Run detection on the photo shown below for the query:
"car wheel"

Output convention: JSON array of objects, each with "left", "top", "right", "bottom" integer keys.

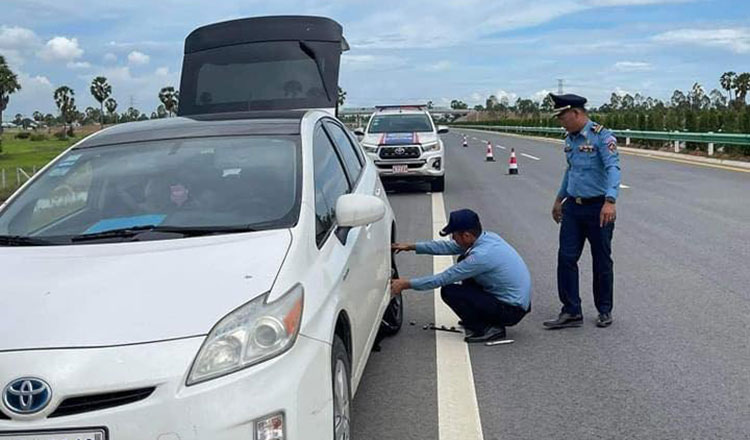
[
  {"left": 379, "top": 265, "right": 403, "bottom": 336},
  {"left": 431, "top": 176, "right": 445, "bottom": 192},
  {"left": 332, "top": 335, "right": 352, "bottom": 440}
]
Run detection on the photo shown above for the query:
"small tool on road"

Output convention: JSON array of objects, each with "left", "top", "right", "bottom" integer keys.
[
  {"left": 485, "top": 339, "right": 515, "bottom": 346},
  {"left": 427, "top": 324, "right": 463, "bottom": 334}
]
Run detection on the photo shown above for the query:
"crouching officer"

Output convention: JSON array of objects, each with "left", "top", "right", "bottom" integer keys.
[
  {"left": 544, "top": 93, "right": 621, "bottom": 329},
  {"left": 391, "top": 209, "right": 531, "bottom": 343}
]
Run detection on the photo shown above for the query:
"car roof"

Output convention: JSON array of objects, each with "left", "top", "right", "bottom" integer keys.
[
  {"left": 372, "top": 108, "right": 430, "bottom": 116},
  {"left": 73, "top": 111, "right": 307, "bottom": 149}
]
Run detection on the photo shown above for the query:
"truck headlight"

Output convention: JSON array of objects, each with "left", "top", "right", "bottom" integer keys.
[
  {"left": 187, "top": 284, "right": 304, "bottom": 385},
  {"left": 361, "top": 143, "right": 378, "bottom": 153},
  {"left": 422, "top": 142, "right": 440, "bottom": 151}
]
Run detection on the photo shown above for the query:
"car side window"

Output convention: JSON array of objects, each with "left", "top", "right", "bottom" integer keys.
[
  {"left": 313, "top": 124, "right": 351, "bottom": 247},
  {"left": 324, "top": 121, "right": 363, "bottom": 183}
]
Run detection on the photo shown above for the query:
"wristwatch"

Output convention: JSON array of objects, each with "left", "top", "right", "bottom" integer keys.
[{"left": 605, "top": 197, "right": 616, "bottom": 204}]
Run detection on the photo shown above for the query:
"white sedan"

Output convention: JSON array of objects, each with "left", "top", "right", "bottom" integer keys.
[{"left": 0, "top": 106, "right": 402, "bottom": 439}]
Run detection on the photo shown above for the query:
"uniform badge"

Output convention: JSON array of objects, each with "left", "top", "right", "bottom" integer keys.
[
  {"left": 605, "top": 135, "right": 617, "bottom": 153},
  {"left": 579, "top": 145, "right": 593, "bottom": 153}
]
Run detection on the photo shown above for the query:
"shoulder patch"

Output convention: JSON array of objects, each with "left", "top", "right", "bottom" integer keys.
[
  {"left": 605, "top": 135, "right": 618, "bottom": 152},
  {"left": 592, "top": 124, "right": 604, "bottom": 134}
]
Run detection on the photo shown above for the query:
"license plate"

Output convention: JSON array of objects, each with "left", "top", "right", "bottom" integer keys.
[
  {"left": 392, "top": 165, "right": 409, "bottom": 173},
  {"left": 0, "top": 428, "right": 106, "bottom": 440}
]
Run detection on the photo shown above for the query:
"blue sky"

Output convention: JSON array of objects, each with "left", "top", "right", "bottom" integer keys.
[{"left": 1, "top": 0, "right": 749, "bottom": 117}]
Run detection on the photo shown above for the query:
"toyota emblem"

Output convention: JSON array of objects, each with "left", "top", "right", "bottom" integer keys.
[{"left": 3, "top": 378, "right": 52, "bottom": 414}]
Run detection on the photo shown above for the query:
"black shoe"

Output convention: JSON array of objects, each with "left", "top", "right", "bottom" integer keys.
[
  {"left": 543, "top": 312, "right": 583, "bottom": 329},
  {"left": 457, "top": 320, "right": 465, "bottom": 327},
  {"left": 596, "top": 313, "right": 613, "bottom": 327},
  {"left": 464, "top": 326, "right": 506, "bottom": 343}
]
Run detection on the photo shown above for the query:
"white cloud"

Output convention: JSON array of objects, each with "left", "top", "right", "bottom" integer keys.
[
  {"left": 341, "top": 54, "right": 408, "bottom": 71},
  {"left": 67, "top": 61, "right": 92, "bottom": 69},
  {"left": 613, "top": 86, "right": 633, "bottom": 97},
  {"left": 428, "top": 60, "right": 452, "bottom": 71},
  {"left": 127, "top": 51, "right": 150, "bottom": 65},
  {"left": 103, "top": 53, "right": 118, "bottom": 63},
  {"left": 4, "top": 72, "right": 56, "bottom": 116},
  {"left": 494, "top": 89, "right": 518, "bottom": 103},
  {"left": 0, "top": 26, "right": 41, "bottom": 67},
  {"left": 38, "top": 36, "right": 84, "bottom": 62},
  {"left": 613, "top": 61, "right": 653, "bottom": 71},
  {"left": 653, "top": 28, "right": 750, "bottom": 53},
  {"left": 155, "top": 67, "right": 170, "bottom": 76},
  {"left": 532, "top": 89, "right": 553, "bottom": 102}
]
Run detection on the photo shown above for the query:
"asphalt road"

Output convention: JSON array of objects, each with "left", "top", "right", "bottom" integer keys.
[{"left": 352, "top": 129, "right": 750, "bottom": 440}]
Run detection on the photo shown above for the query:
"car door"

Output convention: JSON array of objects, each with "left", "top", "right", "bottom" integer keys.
[
  {"left": 323, "top": 120, "right": 389, "bottom": 374},
  {"left": 312, "top": 122, "right": 373, "bottom": 376}
]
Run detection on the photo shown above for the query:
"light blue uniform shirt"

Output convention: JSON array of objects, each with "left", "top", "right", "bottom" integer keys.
[
  {"left": 558, "top": 120, "right": 621, "bottom": 200},
  {"left": 410, "top": 231, "right": 531, "bottom": 310}
]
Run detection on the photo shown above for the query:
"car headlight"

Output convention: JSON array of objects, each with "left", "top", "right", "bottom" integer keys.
[
  {"left": 422, "top": 142, "right": 441, "bottom": 151},
  {"left": 187, "top": 284, "right": 304, "bottom": 385},
  {"left": 361, "top": 143, "right": 378, "bottom": 153}
]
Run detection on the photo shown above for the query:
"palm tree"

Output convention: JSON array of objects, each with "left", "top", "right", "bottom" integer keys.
[
  {"left": 719, "top": 71, "right": 736, "bottom": 102},
  {"left": 90, "top": 76, "right": 112, "bottom": 128},
  {"left": 104, "top": 97, "right": 118, "bottom": 123},
  {"left": 734, "top": 72, "right": 750, "bottom": 106},
  {"left": 0, "top": 55, "right": 22, "bottom": 136},
  {"left": 54, "top": 86, "right": 76, "bottom": 135},
  {"left": 158, "top": 86, "right": 179, "bottom": 117}
]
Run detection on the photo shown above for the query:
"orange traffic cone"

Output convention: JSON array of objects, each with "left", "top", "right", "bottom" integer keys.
[
  {"left": 508, "top": 148, "right": 519, "bottom": 174},
  {"left": 462, "top": 135, "right": 468, "bottom": 148},
  {"left": 485, "top": 141, "right": 495, "bottom": 161}
]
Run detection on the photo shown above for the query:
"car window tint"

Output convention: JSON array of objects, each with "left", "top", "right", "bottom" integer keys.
[
  {"left": 313, "top": 125, "right": 350, "bottom": 246},
  {"left": 324, "top": 121, "right": 363, "bottom": 183}
]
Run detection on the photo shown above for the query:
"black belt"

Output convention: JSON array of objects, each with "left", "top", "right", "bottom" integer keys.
[{"left": 571, "top": 196, "right": 605, "bottom": 205}]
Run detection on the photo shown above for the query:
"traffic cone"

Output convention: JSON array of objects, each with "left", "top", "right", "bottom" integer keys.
[
  {"left": 508, "top": 148, "right": 519, "bottom": 174},
  {"left": 485, "top": 141, "right": 495, "bottom": 161},
  {"left": 462, "top": 135, "right": 468, "bottom": 148}
]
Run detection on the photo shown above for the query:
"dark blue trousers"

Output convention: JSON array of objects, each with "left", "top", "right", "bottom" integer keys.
[
  {"left": 557, "top": 199, "right": 615, "bottom": 315},
  {"left": 440, "top": 280, "right": 528, "bottom": 333}
]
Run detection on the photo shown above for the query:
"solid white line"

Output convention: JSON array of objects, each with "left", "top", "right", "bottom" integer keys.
[
  {"left": 521, "top": 153, "right": 540, "bottom": 161},
  {"left": 431, "top": 193, "right": 484, "bottom": 440},
  {"left": 619, "top": 184, "right": 630, "bottom": 189}
]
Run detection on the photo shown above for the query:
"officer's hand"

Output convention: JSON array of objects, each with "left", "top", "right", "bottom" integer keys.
[
  {"left": 552, "top": 200, "right": 564, "bottom": 224},
  {"left": 391, "top": 243, "right": 415, "bottom": 254},
  {"left": 390, "top": 278, "right": 410, "bottom": 296},
  {"left": 600, "top": 202, "right": 616, "bottom": 227}
]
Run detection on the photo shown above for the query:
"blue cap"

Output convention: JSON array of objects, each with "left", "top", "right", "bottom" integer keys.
[
  {"left": 439, "top": 209, "right": 481, "bottom": 236},
  {"left": 550, "top": 93, "right": 587, "bottom": 115}
]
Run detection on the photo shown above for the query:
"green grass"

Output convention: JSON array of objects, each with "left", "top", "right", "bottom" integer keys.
[{"left": 0, "top": 130, "right": 91, "bottom": 201}]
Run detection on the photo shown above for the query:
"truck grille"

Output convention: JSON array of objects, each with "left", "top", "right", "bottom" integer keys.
[{"left": 379, "top": 146, "right": 421, "bottom": 159}]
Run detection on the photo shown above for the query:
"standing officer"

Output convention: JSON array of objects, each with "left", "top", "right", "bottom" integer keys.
[
  {"left": 391, "top": 209, "right": 531, "bottom": 343},
  {"left": 543, "top": 93, "right": 621, "bottom": 329}
]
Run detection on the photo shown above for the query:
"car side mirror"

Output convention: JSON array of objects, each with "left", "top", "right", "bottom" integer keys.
[
  {"left": 437, "top": 125, "right": 449, "bottom": 134},
  {"left": 353, "top": 128, "right": 365, "bottom": 136},
  {"left": 336, "top": 194, "right": 385, "bottom": 228}
]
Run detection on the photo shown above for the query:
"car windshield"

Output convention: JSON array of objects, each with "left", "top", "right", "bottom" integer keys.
[
  {"left": 367, "top": 114, "right": 434, "bottom": 133},
  {"left": 0, "top": 135, "right": 301, "bottom": 243}
]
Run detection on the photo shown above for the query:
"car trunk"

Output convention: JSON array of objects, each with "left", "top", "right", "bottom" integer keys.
[{"left": 178, "top": 16, "right": 349, "bottom": 117}]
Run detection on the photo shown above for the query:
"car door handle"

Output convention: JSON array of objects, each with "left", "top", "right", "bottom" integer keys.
[{"left": 343, "top": 267, "right": 350, "bottom": 281}]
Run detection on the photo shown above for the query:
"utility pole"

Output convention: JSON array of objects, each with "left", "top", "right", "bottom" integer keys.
[{"left": 557, "top": 79, "right": 564, "bottom": 94}]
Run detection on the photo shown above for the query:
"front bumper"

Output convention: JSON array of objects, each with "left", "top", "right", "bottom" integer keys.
[
  {"left": 0, "top": 335, "right": 332, "bottom": 439},
  {"left": 367, "top": 150, "right": 445, "bottom": 178}
]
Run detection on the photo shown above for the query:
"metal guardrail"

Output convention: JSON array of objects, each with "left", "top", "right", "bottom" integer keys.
[{"left": 452, "top": 125, "right": 750, "bottom": 155}]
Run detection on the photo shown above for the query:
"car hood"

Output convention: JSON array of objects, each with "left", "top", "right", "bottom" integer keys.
[
  {"left": 362, "top": 131, "right": 438, "bottom": 146},
  {"left": 0, "top": 230, "right": 291, "bottom": 351}
]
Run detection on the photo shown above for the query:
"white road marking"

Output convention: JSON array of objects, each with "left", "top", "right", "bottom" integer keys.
[
  {"left": 431, "top": 193, "right": 485, "bottom": 440},
  {"left": 619, "top": 184, "right": 630, "bottom": 189},
  {"left": 495, "top": 145, "right": 507, "bottom": 150},
  {"left": 521, "top": 153, "right": 540, "bottom": 161}
]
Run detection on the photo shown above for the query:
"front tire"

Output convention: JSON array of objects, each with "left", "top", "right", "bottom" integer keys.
[
  {"left": 431, "top": 176, "right": 445, "bottom": 192},
  {"left": 332, "top": 336, "right": 352, "bottom": 440}
]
